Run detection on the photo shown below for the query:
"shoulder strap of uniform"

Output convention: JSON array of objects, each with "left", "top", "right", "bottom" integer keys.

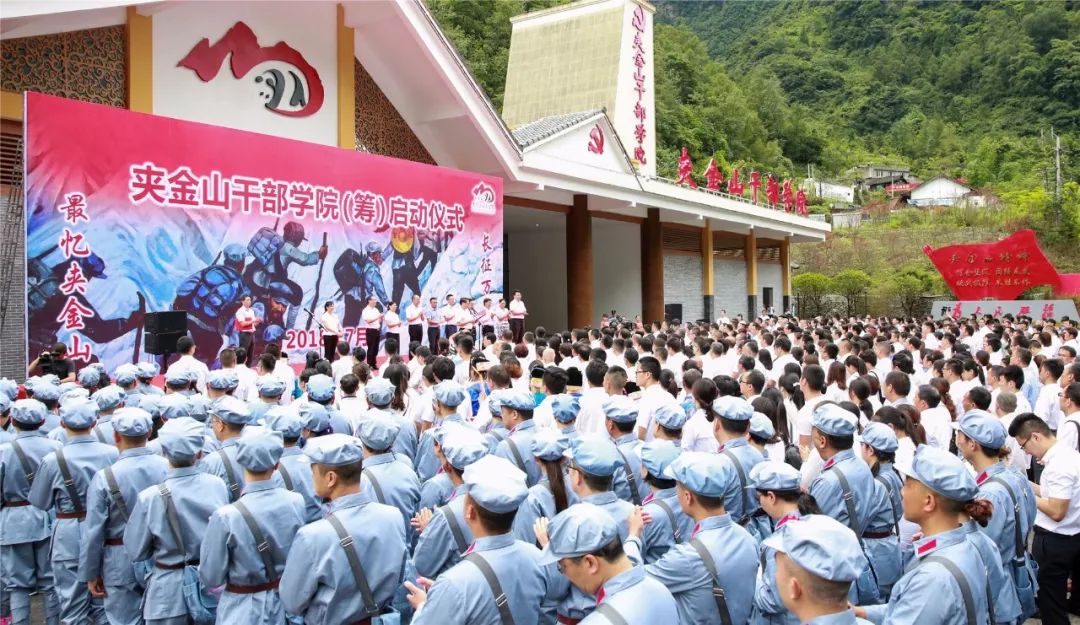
[
  {"left": 504, "top": 438, "right": 527, "bottom": 473},
  {"left": 158, "top": 484, "right": 187, "bottom": 563},
  {"left": 325, "top": 513, "right": 379, "bottom": 616},
  {"left": 873, "top": 474, "right": 901, "bottom": 539},
  {"left": 594, "top": 602, "right": 631, "bottom": 625},
  {"left": 689, "top": 537, "right": 734, "bottom": 625},
  {"left": 614, "top": 447, "right": 642, "bottom": 506},
  {"left": 103, "top": 467, "right": 129, "bottom": 521},
  {"left": 487, "top": 429, "right": 506, "bottom": 443},
  {"left": 440, "top": 504, "right": 468, "bottom": 554},
  {"left": 234, "top": 500, "right": 279, "bottom": 583},
  {"left": 985, "top": 475, "right": 1025, "bottom": 562},
  {"left": 922, "top": 555, "right": 979, "bottom": 625},
  {"left": 276, "top": 463, "right": 294, "bottom": 492},
  {"left": 94, "top": 426, "right": 107, "bottom": 444},
  {"left": 54, "top": 449, "right": 84, "bottom": 513},
  {"left": 217, "top": 449, "right": 241, "bottom": 502},
  {"left": 720, "top": 449, "right": 750, "bottom": 522},
  {"left": 362, "top": 469, "right": 385, "bottom": 504},
  {"left": 830, "top": 465, "right": 861, "bottom": 536},
  {"left": 465, "top": 552, "right": 515, "bottom": 625},
  {"left": 1072, "top": 420, "right": 1080, "bottom": 451},
  {"left": 651, "top": 497, "right": 681, "bottom": 542},
  {"left": 9, "top": 440, "right": 36, "bottom": 487}
]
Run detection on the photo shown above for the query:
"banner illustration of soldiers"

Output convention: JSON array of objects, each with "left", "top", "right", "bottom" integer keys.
[{"left": 24, "top": 93, "right": 503, "bottom": 369}]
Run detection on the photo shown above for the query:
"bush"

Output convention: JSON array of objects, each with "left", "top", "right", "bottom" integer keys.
[
  {"left": 831, "top": 269, "right": 872, "bottom": 316},
  {"left": 792, "top": 273, "right": 833, "bottom": 317}
]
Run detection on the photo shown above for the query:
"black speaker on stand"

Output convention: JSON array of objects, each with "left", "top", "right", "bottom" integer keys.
[{"left": 144, "top": 311, "right": 188, "bottom": 369}]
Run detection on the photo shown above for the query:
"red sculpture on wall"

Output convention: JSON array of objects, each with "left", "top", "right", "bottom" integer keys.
[
  {"left": 703, "top": 159, "right": 724, "bottom": 191},
  {"left": 795, "top": 189, "right": 808, "bottom": 216},
  {"left": 749, "top": 171, "right": 762, "bottom": 204},
  {"left": 765, "top": 174, "right": 780, "bottom": 207},
  {"left": 727, "top": 168, "right": 743, "bottom": 195},
  {"left": 781, "top": 179, "right": 794, "bottom": 213},
  {"left": 675, "top": 147, "right": 698, "bottom": 188}
]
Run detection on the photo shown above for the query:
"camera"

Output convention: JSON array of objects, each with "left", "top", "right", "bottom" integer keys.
[{"left": 37, "top": 350, "right": 66, "bottom": 377}]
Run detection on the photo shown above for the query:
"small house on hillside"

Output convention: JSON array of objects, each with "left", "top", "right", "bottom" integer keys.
[{"left": 908, "top": 177, "right": 972, "bottom": 207}]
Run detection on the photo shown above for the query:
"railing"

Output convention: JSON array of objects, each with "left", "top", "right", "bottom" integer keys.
[{"left": 642, "top": 175, "right": 815, "bottom": 219}]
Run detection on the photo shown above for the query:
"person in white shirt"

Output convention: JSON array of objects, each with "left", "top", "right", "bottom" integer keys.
[
  {"left": 478, "top": 297, "right": 495, "bottom": 338},
  {"left": 494, "top": 298, "right": 511, "bottom": 337},
  {"left": 383, "top": 301, "right": 405, "bottom": 356},
  {"left": 531, "top": 366, "right": 568, "bottom": 431},
  {"left": 994, "top": 391, "right": 1031, "bottom": 473},
  {"left": 455, "top": 297, "right": 475, "bottom": 337},
  {"left": 234, "top": 295, "right": 260, "bottom": 357},
  {"left": 797, "top": 364, "right": 828, "bottom": 489},
  {"left": 405, "top": 293, "right": 424, "bottom": 347},
  {"left": 360, "top": 295, "right": 383, "bottom": 368},
  {"left": 769, "top": 336, "right": 798, "bottom": 387},
  {"left": 1007, "top": 414, "right": 1080, "bottom": 625},
  {"left": 1035, "top": 359, "right": 1065, "bottom": 431},
  {"left": 508, "top": 290, "right": 527, "bottom": 343},
  {"left": 1058, "top": 382, "right": 1080, "bottom": 453},
  {"left": 577, "top": 360, "right": 614, "bottom": 435},
  {"left": 171, "top": 335, "right": 209, "bottom": 394},
  {"left": 335, "top": 371, "right": 368, "bottom": 429},
  {"left": 942, "top": 359, "right": 973, "bottom": 409},
  {"left": 634, "top": 356, "right": 670, "bottom": 441},
  {"left": 320, "top": 300, "right": 342, "bottom": 362},
  {"left": 441, "top": 294, "right": 459, "bottom": 338},
  {"left": 330, "top": 342, "right": 356, "bottom": 384},
  {"left": 913, "top": 383, "right": 952, "bottom": 451},
  {"left": 218, "top": 347, "right": 253, "bottom": 403}
]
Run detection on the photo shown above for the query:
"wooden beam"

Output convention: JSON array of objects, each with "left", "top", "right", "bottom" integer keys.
[
  {"left": 337, "top": 4, "right": 356, "bottom": 149},
  {"left": 591, "top": 210, "right": 643, "bottom": 225},
  {"left": 641, "top": 207, "right": 664, "bottom": 322},
  {"left": 125, "top": 7, "right": 153, "bottom": 113},
  {"left": 567, "top": 194, "right": 593, "bottom": 328},
  {"left": 702, "top": 219, "right": 714, "bottom": 296},
  {"left": 0, "top": 91, "right": 23, "bottom": 121},
  {"left": 505, "top": 196, "right": 571, "bottom": 214},
  {"left": 745, "top": 231, "right": 758, "bottom": 318}
]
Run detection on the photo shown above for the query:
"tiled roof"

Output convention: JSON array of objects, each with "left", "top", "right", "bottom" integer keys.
[{"left": 511, "top": 109, "right": 602, "bottom": 147}]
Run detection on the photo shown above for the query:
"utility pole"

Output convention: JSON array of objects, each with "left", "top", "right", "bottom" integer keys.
[{"left": 1054, "top": 131, "right": 1062, "bottom": 204}]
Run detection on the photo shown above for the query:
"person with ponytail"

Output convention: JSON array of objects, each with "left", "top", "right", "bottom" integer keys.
[
  {"left": 511, "top": 429, "right": 576, "bottom": 544},
  {"left": 855, "top": 445, "right": 998, "bottom": 625},
  {"left": 682, "top": 378, "right": 720, "bottom": 452},
  {"left": 857, "top": 423, "right": 905, "bottom": 599},
  {"left": 896, "top": 403, "right": 928, "bottom": 446},
  {"left": 872, "top": 406, "right": 918, "bottom": 471},
  {"left": 749, "top": 461, "right": 821, "bottom": 625},
  {"left": 778, "top": 374, "right": 803, "bottom": 447},
  {"left": 955, "top": 411, "right": 1037, "bottom": 621},
  {"left": 930, "top": 376, "right": 958, "bottom": 422}
]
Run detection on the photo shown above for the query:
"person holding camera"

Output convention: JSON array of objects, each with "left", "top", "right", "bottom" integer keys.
[{"left": 26, "top": 342, "right": 76, "bottom": 382}]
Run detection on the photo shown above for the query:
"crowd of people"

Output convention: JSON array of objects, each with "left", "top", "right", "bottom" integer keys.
[{"left": 2, "top": 306, "right": 1080, "bottom": 625}]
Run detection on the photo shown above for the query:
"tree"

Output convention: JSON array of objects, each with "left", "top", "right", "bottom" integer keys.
[
  {"left": 890, "top": 275, "right": 927, "bottom": 319},
  {"left": 792, "top": 273, "right": 832, "bottom": 318},
  {"left": 831, "top": 269, "right": 871, "bottom": 317}
]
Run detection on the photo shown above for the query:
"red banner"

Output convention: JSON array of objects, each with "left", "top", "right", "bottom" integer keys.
[{"left": 924, "top": 230, "right": 1080, "bottom": 300}]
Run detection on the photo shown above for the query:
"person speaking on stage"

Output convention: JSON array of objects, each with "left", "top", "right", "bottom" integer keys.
[{"left": 321, "top": 301, "right": 342, "bottom": 362}]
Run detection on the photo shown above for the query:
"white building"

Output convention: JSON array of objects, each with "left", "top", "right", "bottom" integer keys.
[{"left": 908, "top": 177, "right": 973, "bottom": 207}]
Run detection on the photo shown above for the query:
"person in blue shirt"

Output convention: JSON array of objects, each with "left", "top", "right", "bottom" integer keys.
[
  {"left": 89, "top": 384, "right": 124, "bottom": 446},
  {"left": 200, "top": 427, "right": 307, "bottom": 624},
  {"left": 27, "top": 382, "right": 62, "bottom": 434},
  {"left": 407, "top": 455, "right": 549, "bottom": 625},
  {"left": 136, "top": 362, "right": 163, "bottom": 396},
  {"left": 603, "top": 396, "right": 645, "bottom": 505},
  {"left": 511, "top": 429, "right": 576, "bottom": 544},
  {"left": 551, "top": 393, "right": 581, "bottom": 441},
  {"left": 855, "top": 445, "right": 997, "bottom": 625},
  {"left": 368, "top": 377, "right": 419, "bottom": 462},
  {"left": 358, "top": 414, "right": 421, "bottom": 537},
  {"left": 651, "top": 402, "right": 689, "bottom": 446},
  {"left": 955, "top": 410, "right": 1035, "bottom": 623},
  {"left": 415, "top": 381, "right": 468, "bottom": 481},
  {"left": 851, "top": 422, "right": 904, "bottom": 600},
  {"left": 537, "top": 503, "right": 678, "bottom": 625},
  {"left": 625, "top": 451, "right": 758, "bottom": 625},
  {"left": 280, "top": 434, "right": 408, "bottom": 624},
  {"left": 79, "top": 407, "right": 169, "bottom": 625},
  {"left": 199, "top": 395, "right": 251, "bottom": 502},
  {"left": 416, "top": 425, "right": 458, "bottom": 511},
  {"left": 124, "top": 417, "right": 230, "bottom": 625},
  {"left": 751, "top": 461, "right": 823, "bottom": 625},
  {"left": 0, "top": 393, "right": 12, "bottom": 445},
  {"left": 249, "top": 375, "right": 286, "bottom": 425},
  {"left": 1, "top": 399, "right": 62, "bottom": 625},
  {"left": 481, "top": 390, "right": 510, "bottom": 452},
  {"left": 412, "top": 425, "right": 490, "bottom": 580},
  {"left": 306, "top": 374, "right": 351, "bottom": 435},
  {"left": 712, "top": 396, "right": 765, "bottom": 523},
  {"left": 635, "top": 440, "right": 690, "bottom": 561},
  {"left": 766, "top": 515, "right": 874, "bottom": 625},
  {"left": 113, "top": 364, "right": 141, "bottom": 407},
  {"left": 263, "top": 406, "right": 323, "bottom": 522},
  {"left": 560, "top": 434, "right": 635, "bottom": 540},
  {"left": 494, "top": 390, "right": 541, "bottom": 486},
  {"left": 807, "top": 402, "right": 881, "bottom": 605},
  {"left": 30, "top": 398, "right": 118, "bottom": 625}
]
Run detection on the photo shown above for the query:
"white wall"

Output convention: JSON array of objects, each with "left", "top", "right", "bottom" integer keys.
[
  {"left": 714, "top": 259, "right": 748, "bottom": 319},
  {"left": 152, "top": 1, "right": 338, "bottom": 146},
  {"left": 508, "top": 227, "right": 568, "bottom": 332},
  {"left": 663, "top": 254, "right": 702, "bottom": 321},
  {"left": 759, "top": 261, "right": 783, "bottom": 312},
  {"left": 592, "top": 218, "right": 641, "bottom": 324},
  {"left": 910, "top": 178, "right": 970, "bottom": 207}
]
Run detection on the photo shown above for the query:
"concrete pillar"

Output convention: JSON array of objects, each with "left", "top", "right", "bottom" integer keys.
[
  {"left": 780, "top": 236, "right": 792, "bottom": 314},
  {"left": 745, "top": 230, "right": 758, "bottom": 319},
  {"left": 641, "top": 207, "right": 664, "bottom": 322},
  {"left": 567, "top": 194, "right": 593, "bottom": 328},
  {"left": 702, "top": 221, "right": 714, "bottom": 322}
]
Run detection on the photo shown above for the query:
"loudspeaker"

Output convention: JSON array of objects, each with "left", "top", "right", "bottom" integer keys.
[
  {"left": 144, "top": 331, "right": 185, "bottom": 355},
  {"left": 145, "top": 311, "right": 188, "bottom": 334},
  {"left": 664, "top": 303, "right": 683, "bottom": 323}
]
